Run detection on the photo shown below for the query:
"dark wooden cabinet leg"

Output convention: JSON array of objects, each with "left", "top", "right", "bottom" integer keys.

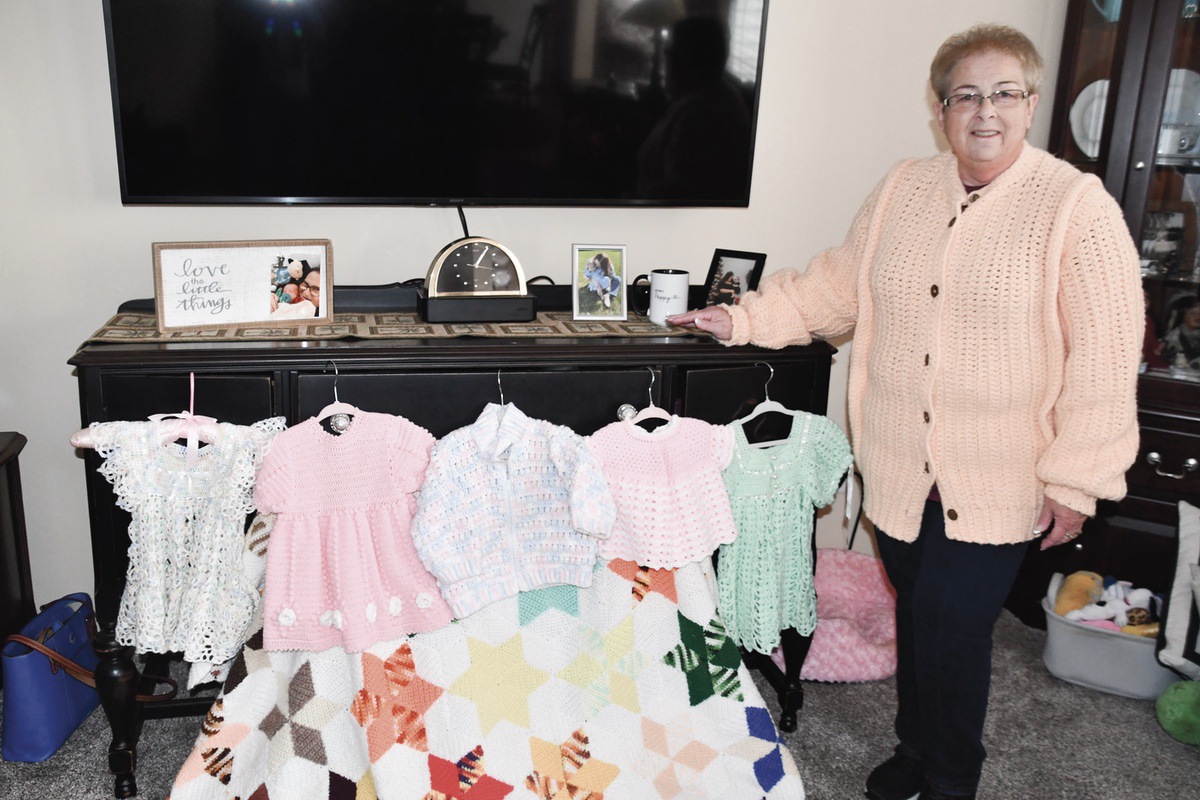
[
  {"left": 94, "top": 625, "right": 143, "bottom": 799},
  {"left": 775, "top": 627, "right": 813, "bottom": 733}
]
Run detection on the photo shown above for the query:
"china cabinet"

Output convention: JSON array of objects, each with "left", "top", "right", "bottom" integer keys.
[{"left": 1007, "top": 0, "right": 1200, "bottom": 626}]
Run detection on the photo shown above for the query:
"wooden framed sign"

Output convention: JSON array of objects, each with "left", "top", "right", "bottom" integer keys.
[{"left": 152, "top": 239, "right": 333, "bottom": 332}]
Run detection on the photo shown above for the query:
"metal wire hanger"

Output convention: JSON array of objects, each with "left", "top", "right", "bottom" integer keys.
[{"left": 317, "top": 360, "right": 357, "bottom": 433}]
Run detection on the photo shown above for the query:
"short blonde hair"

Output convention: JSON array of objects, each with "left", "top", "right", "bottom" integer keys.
[{"left": 930, "top": 24, "right": 1044, "bottom": 100}]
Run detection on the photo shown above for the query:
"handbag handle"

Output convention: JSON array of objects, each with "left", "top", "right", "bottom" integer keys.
[{"left": 4, "top": 634, "right": 178, "bottom": 703}]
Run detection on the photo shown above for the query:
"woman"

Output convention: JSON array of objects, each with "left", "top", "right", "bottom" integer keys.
[
  {"left": 584, "top": 252, "right": 621, "bottom": 309},
  {"left": 670, "top": 24, "right": 1142, "bottom": 800}
]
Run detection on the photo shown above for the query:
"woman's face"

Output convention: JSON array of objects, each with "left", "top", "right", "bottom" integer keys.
[
  {"left": 299, "top": 271, "right": 321, "bottom": 306},
  {"left": 1185, "top": 305, "right": 1200, "bottom": 330},
  {"left": 935, "top": 50, "right": 1037, "bottom": 186}
]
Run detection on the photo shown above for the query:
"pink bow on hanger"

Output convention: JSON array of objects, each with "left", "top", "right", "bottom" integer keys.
[{"left": 150, "top": 373, "right": 218, "bottom": 467}]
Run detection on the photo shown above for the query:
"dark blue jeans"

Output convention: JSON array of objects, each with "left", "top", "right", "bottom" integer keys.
[{"left": 875, "top": 500, "right": 1030, "bottom": 796}]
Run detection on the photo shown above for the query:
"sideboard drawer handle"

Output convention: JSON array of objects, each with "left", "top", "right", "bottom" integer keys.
[{"left": 1147, "top": 452, "right": 1199, "bottom": 480}]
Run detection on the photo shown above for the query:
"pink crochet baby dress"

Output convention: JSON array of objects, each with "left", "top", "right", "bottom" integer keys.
[
  {"left": 253, "top": 411, "right": 453, "bottom": 652},
  {"left": 588, "top": 415, "right": 736, "bottom": 568}
]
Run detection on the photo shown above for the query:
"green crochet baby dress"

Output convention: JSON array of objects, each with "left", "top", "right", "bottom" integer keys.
[{"left": 717, "top": 412, "right": 852, "bottom": 653}]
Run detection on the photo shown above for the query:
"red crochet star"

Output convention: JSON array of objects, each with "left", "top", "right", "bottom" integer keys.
[
  {"left": 352, "top": 643, "right": 444, "bottom": 762},
  {"left": 425, "top": 745, "right": 513, "bottom": 800},
  {"left": 607, "top": 559, "right": 678, "bottom": 604}
]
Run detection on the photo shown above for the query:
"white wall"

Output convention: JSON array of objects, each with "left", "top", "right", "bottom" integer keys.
[{"left": 0, "top": 1, "right": 1067, "bottom": 602}]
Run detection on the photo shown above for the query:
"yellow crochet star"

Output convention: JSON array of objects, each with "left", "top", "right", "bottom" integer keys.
[
  {"left": 560, "top": 614, "right": 642, "bottom": 715},
  {"left": 450, "top": 633, "right": 549, "bottom": 734},
  {"left": 525, "top": 729, "right": 619, "bottom": 800}
]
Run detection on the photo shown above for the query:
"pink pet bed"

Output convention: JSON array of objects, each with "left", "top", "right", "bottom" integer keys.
[{"left": 771, "top": 548, "right": 898, "bottom": 682}]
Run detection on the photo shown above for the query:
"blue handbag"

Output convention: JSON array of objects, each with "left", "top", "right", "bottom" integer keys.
[{"left": 2, "top": 593, "right": 100, "bottom": 762}]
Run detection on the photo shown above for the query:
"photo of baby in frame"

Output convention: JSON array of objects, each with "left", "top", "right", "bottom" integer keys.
[
  {"left": 704, "top": 249, "right": 766, "bottom": 306},
  {"left": 573, "top": 244, "right": 628, "bottom": 321},
  {"left": 153, "top": 239, "right": 333, "bottom": 333}
]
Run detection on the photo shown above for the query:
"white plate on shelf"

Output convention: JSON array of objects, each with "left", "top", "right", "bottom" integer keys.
[
  {"left": 1069, "top": 79, "right": 1108, "bottom": 160},
  {"left": 1164, "top": 68, "right": 1200, "bottom": 125}
]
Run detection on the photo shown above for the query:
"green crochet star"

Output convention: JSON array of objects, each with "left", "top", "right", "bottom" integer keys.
[
  {"left": 560, "top": 614, "right": 644, "bottom": 716},
  {"left": 518, "top": 584, "right": 580, "bottom": 626},
  {"left": 663, "top": 612, "right": 744, "bottom": 706}
]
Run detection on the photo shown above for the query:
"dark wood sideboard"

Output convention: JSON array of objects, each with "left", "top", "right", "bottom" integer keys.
[{"left": 69, "top": 323, "right": 835, "bottom": 798}]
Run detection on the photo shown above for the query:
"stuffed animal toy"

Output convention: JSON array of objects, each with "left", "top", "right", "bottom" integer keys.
[
  {"left": 1054, "top": 570, "right": 1104, "bottom": 616},
  {"left": 1064, "top": 578, "right": 1154, "bottom": 627},
  {"left": 1120, "top": 621, "right": 1159, "bottom": 638},
  {"left": 1157, "top": 680, "right": 1200, "bottom": 745}
]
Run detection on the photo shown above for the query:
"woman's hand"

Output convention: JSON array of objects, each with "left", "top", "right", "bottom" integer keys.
[
  {"left": 666, "top": 306, "right": 734, "bottom": 341},
  {"left": 1036, "top": 496, "right": 1088, "bottom": 550}
]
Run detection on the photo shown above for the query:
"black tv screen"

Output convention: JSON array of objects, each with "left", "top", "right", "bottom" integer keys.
[{"left": 103, "top": 0, "right": 768, "bottom": 207}]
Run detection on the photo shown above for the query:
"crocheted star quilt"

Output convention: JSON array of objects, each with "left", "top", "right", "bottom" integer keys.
[{"left": 170, "top": 559, "right": 804, "bottom": 800}]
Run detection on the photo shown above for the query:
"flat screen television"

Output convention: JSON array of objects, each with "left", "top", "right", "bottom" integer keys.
[{"left": 103, "top": 0, "right": 769, "bottom": 207}]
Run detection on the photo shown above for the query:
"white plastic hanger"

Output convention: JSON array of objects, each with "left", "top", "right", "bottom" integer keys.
[
  {"left": 736, "top": 362, "right": 798, "bottom": 448},
  {"left": 627, "top": 367, "right": 672, "bottom": 430},
  {"left": 316, "top": 361, "right": 358, "bottom": 433},
  {"left": 735, "top": 362, "right": 855, "bottom": 520}
]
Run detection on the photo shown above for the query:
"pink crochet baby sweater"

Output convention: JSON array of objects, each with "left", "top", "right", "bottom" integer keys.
[
  {"left": 725, "top": 145, "right": 1143, "bottom": 544},
  {"left": 253, "top": 411, "right": 453, "bottom": 651},
  {"left": 588, "top": 416, "right": 736, "bottom": 567}
]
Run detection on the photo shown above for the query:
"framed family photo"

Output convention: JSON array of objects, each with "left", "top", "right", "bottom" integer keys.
[
  {"left": 572, "top": 244, "right": 628, "bottom": 321},
  {"left": 704, "top": 249, "right": 766, "bottom": 306},
  {"left": 153, "top": 239, "right": 333, "bottom": 333}
]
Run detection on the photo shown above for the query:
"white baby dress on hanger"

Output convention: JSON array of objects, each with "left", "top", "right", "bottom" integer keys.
[{"left": 88, "top": 416, "right": 285, "bottom": 664}]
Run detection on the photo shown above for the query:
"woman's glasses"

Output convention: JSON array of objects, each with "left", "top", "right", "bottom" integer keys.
[{"left": 941, "top": 89, "right": 1029, "bottom": 112}]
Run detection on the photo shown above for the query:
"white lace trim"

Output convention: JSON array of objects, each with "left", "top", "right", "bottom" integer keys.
[{"left": 91, "top": 416, "right": 286, "bottom": 663}]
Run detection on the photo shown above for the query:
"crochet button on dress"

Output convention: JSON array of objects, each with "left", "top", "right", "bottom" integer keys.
[
  {"left": 588, "top": 415, "right": 737, "bottom": 568},
  {"left": 254, "top": 411, "right": 452, "bottom": 652}
]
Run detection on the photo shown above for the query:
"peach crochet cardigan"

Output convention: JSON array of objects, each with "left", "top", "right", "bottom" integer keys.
[{"left": 725, "top": 145, "right": 1143, "bottom": 544}]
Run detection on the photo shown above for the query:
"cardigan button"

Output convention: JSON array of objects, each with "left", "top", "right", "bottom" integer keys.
[
  {"left": 930, "top": 284, "right": 939, "bottom": 297},
  {"left": 924, "top": 353, "right": 930, "bottom": 366},
  {"left": 947, "top": 508, "right": 959, "bottom": 521},
  {"left": 948, "top": 217, "right": 956, "bottom": 228},
  {"left": 923, "top": 411, "right": 930, "bottom": 423},
  {"left": 970, "top": 193, "right": 980, "bottom": 202}
]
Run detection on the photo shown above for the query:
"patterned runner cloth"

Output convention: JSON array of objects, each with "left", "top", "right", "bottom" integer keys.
[{"left": 86, "top": 312, "right": 692, "bottom": 343}]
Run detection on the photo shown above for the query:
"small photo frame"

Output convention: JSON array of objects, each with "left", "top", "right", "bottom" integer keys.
[
  {"left": 704, "top": 248, "right": 766, "bottom": 306},
  {"left": 1139, "top": 203, "right": 1195, "bottom": 278},
  {"left": 573, "top": 244, "right": 628, "bottom": 321},
  {"left": 153, "top": 239, "right": 333, "bottom": 333}
]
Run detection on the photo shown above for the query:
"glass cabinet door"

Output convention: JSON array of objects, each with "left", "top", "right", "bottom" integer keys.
[
  {"left": 1053, "top": 0, "right": 1126, "bottom": 175},
  {"left": 1135, "top": 1, "right": 1200, "bottom": 381}
]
